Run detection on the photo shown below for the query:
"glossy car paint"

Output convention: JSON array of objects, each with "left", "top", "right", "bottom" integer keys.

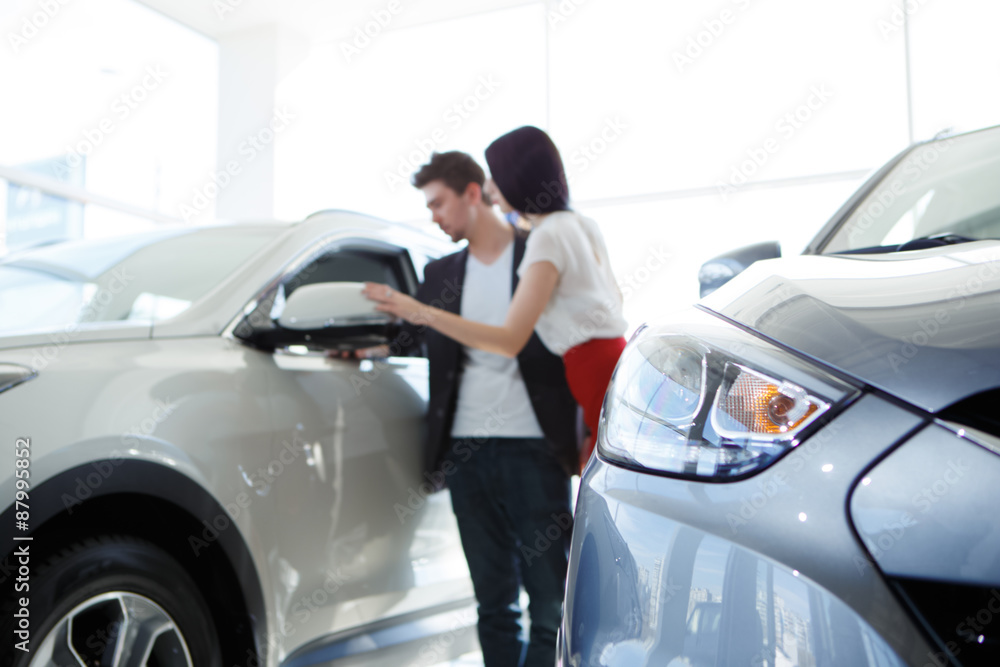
[
  {"left": 700, "top": 241, "right": 1000, "bottom": 413},
  {"left": 562, "top": 224, "right": 1000, "bottom": 662},
  {"left": 563, "top": 378, "right": 936, "bottom": 665},
  {"left": 850, "top": 422, "right": 1000, "bottom": 587},
  {"left": 0, "top": 212, "right": 474, "bottom": 666}
]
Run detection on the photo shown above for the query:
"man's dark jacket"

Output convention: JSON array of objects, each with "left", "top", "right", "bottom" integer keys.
[{"left": 401, "top": 231, "right": 579, "bottom": 481}]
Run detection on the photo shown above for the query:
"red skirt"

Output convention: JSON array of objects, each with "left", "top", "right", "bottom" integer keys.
[{"left": 562, "top": 336, "right": 627, "bottom": 472}]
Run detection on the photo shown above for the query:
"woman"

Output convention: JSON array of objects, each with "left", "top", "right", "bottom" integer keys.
[{"left": 365, "top": 126, "right": 628, "bottom": 470}]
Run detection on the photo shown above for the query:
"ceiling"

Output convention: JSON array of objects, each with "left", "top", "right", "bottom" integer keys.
[{"left": 134, "top": 0, "right": 542, "bottom": 45}]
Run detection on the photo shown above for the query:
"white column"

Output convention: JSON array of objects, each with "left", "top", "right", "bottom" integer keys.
[
  {"left": 214, "top": 25, "right": 309, "bottom": 222},
  {"left": 214, "top": 26, "right": 281, "bottom": 221},
  {"left": 215, "top": 26, "right": 278, "bottom": 221}
]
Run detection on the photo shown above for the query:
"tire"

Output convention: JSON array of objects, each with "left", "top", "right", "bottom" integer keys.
[{"left": 1, "top": 534, "right": 222, "bottom": 667}]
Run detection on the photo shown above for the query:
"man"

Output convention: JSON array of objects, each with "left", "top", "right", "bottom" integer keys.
[{"left": 406, "top": 151, "right": 578, "bottom": 666}]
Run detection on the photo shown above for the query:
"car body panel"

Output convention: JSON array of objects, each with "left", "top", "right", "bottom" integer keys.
[
  {"left": 262, "top": 349, "right": 469, "bottom": 655},
  {"left": 563, "top": 391, "right": 938, "bottom": 666},
  {"left": 850, "top": 422, "right": 1000, "bottom": 587},
  {"left": 0, "top": 336, "right": 281, "bottom": 644},
  {"left": 0, "top": 322, "right": 153, "bottom": 352},
  {"left": 699, "top": 241, "right": 1000, "bottom": 413}
]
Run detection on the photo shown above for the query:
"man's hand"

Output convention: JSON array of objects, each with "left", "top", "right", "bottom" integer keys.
[{"left": 325, "top": 344, "right": 390, "bottom": 360}]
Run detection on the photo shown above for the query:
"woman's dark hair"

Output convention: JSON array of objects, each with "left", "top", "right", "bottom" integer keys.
[
  {"left": 485, "top": 126, "right": 570, "bottom": 216},
  {"left": 411, "top": 151, "right": 491, "bottom": 205}
]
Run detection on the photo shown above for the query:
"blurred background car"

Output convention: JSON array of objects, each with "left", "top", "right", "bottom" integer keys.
[
  {"left": 561, "top": 125, "right": 1000, "bottom": 667},
  {"left": 0, "top": 211, "right": 478, "bottom": 667}
]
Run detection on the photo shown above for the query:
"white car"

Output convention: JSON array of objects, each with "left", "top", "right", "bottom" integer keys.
[{"left": 0, "top": 211, "right": 477, "bottom": 667}]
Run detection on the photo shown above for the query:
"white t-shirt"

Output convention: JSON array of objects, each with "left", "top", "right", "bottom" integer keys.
[
  {"left": 450, "top": 241, "right": 545, "bottom": 439},
  {"left": 518, "top": 210, "right": 628, "bottom": 356}
]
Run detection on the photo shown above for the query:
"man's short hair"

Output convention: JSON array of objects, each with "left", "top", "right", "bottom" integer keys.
[{"left": 412, "top": 151, "right": 492, "bottom": 205}]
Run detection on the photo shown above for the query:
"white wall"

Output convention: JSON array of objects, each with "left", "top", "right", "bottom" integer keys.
[
  {"left": 268, "top": 0, "right": 1000, "bottom": 325},
  {"left": 0, "top": 0, "right": 217, "bottom": 242},
  {"left": 3, "top": 0, "right": 999, "bottom": 326}
]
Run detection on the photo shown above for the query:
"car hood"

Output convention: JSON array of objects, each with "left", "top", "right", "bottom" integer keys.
[
  {"left": 0, "top": 323, "right": 152, "bottom": 353},
  {"left": 699, "top": 241, "right": 1000, "bottom": 413}
]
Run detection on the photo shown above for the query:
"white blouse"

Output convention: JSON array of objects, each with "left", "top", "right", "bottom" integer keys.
[{"left": 518, "top": 210, "right": 628, "bottom": 356}]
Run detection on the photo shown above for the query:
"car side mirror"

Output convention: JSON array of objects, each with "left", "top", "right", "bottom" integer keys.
[
  {"left": 698, "top": 241, "right": 781, "bottom": 297},
  {"left": 278, "top": 282, "right": 386, "bottom": 330},
  {"left": 239, "top": 282, "right": 400, "bottom": 352}
]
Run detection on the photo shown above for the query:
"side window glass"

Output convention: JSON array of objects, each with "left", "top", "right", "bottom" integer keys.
[
  {"left": 234, "top": 242, "right": 416, "bottom": 348},
  {"left": 284, "top": 247, "right": 404, "bottom": 298}
]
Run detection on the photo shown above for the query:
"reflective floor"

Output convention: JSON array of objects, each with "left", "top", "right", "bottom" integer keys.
[{"left": 438, "top": 651, "right": 483, "bottom": 666}]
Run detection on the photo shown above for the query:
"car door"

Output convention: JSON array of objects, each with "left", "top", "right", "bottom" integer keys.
[{"left": 251, "top": 237, "right": 471, "bottom": 653}]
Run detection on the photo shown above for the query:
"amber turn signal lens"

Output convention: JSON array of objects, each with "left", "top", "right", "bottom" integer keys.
[{"left": 718, "top": 366, "right": 820, "bottom": 435}]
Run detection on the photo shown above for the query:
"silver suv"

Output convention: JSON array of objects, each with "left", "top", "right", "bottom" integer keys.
[{"left": 0, "top": 212, "right": 476, "bottom": 667}]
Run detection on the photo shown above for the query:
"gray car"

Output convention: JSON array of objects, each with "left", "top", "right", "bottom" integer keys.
[{"left": 559, "top": 125, "right": 1000, "bottom": 666}]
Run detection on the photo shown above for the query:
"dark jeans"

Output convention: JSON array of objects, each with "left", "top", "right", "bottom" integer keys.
[{"left": 445, "top": 437, "right": 572, "bottom": 667}]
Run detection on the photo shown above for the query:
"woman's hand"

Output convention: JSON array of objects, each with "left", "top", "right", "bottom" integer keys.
[{"left": 362, "top": 282, "right": 428, "bottom": 324}]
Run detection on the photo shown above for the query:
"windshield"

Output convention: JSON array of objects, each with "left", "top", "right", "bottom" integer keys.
[
  {"left": 823, "top": 126, "right": 1000, "bottom": 253},
  {"left": 0, "top": 226, "right": 283, "bottom": 337}
]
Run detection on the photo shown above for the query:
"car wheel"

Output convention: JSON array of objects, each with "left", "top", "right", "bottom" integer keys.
[{"left": 1, "top": 535, "right": 222, "bottom": 667}]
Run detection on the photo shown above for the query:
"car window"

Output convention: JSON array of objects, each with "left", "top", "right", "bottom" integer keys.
[
  {"left": 282, "top": 247, "right": 404, "bottom": 298},
  {"left": 823, "top": 126, "right": 1000, "bottom": 253},
  {"left": 0, "top": 226, "right": 282, "bottom": 336},
  {"left": 232, "top": 241, "right": 422, "bottom": 353}
]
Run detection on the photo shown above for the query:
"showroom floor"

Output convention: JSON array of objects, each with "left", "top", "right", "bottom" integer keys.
[{"left": 438, "top": 652, "right": 483, "bottom": 666}]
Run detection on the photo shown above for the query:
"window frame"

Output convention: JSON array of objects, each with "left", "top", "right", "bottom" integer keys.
[{"left": 230, "top": 236, "right": 420, "bottom": 353}]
